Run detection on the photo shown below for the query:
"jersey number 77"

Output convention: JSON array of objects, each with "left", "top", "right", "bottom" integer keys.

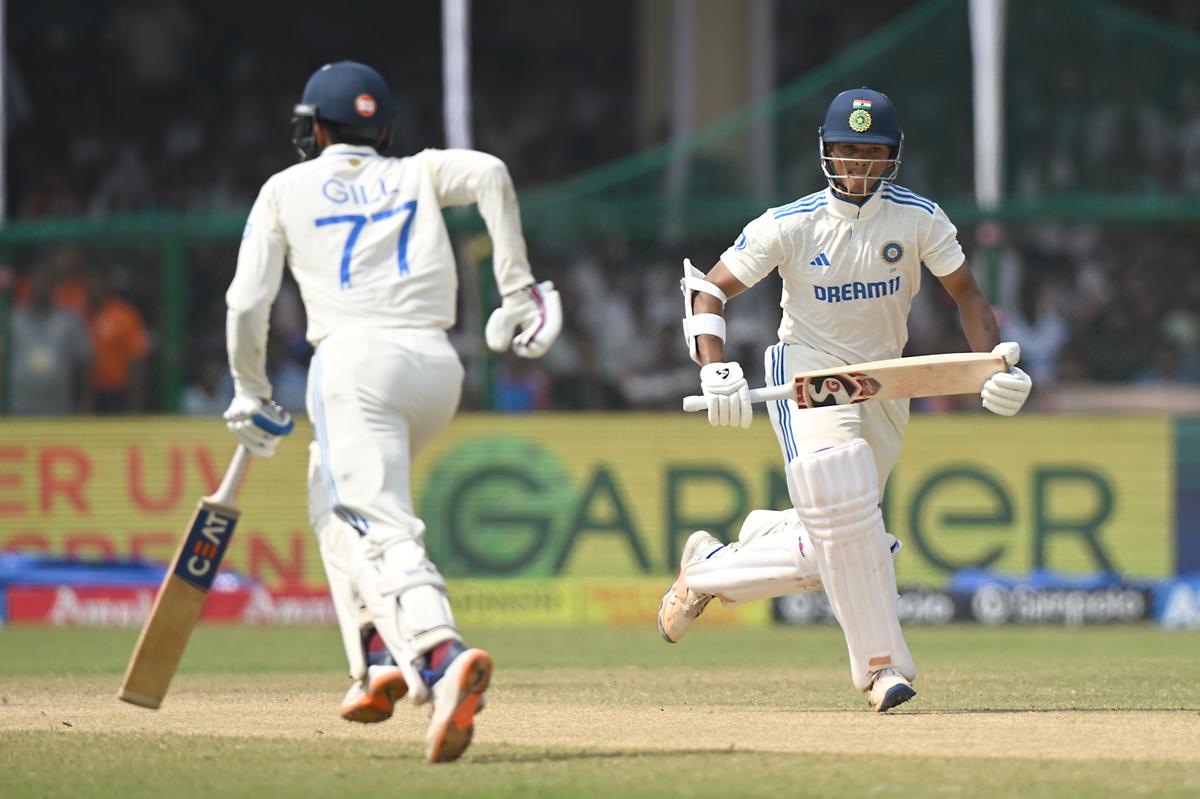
[{"left": 315, "top": 199, "right": 417, "bottom": 289}]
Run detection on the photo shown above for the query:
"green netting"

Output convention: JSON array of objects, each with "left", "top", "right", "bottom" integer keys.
[
  {"left": 3, "top": 0, "right": 1199, "bottom": 410},
  {"left": 522, "top": 0, "right": 970, "bottom": 243},
  {"left": 519, "top": 0, "right": 1200, "bottom": 242}
]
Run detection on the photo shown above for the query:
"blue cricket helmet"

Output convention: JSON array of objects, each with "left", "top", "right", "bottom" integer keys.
[
  {"left": 817, "top": 87, "right": 903, "bottom": 195},
  {"left": 291, "top": 61, "right": 396, "bottom": 161},
  {"left": 820, "top": 87, "right": 902, "bottom": 146}
]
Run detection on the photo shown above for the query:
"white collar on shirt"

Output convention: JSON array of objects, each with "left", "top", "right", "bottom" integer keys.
[
  {"left": 824, "top": 185, "right": 885, "bottom": 222},
  {"left": 319, "top": 143, "right": 379, "bottom": 159}
]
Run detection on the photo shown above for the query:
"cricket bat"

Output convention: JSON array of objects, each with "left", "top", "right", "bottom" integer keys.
[
  {"left": 118, "top": 445, "right": 251, "bottom": 709},
  {"left": 682, "top": 352, "right": 1007, "bottom": 413}
]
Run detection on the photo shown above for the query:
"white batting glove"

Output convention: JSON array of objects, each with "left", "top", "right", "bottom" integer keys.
[
  {"left": 699, "top": 362, "right": 752, "bottom": 428},
  {"left": 485, "top": 280, "right": 562, "bottom": 358},
  {"left": 981, "top": 341, "right": 1032, "bottom": 416},
  {"left": 223, "top": 396, "right": 295, "bottom": 457}
]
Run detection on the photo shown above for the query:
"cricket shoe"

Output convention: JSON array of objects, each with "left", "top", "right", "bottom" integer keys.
[
  {"left": 867, "top": 667, "right": 916, "bottom": 713},
  {"left": 657, "top": 530, "right": 724, "bottom": 644},
  {"left": 425, "top": 644, "right": 493, "bottom": 763},
  {"left": 340, "top": 664, "right": 408, "bottom": 723}
]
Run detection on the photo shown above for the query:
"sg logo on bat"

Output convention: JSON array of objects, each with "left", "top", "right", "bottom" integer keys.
[
  {"left": 796, "top": 372, "right": 882, "bottom": 409},
  {"left": 173, "top": 509, "right": 239, "bottom": 591}
]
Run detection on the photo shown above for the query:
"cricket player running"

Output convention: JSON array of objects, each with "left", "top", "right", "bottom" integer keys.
[
  {"left": 659, "top": 87, "right": 1032, "bottom": 711},
  {"left": 223, "top": 61, "right": 561, "bottom": 761}
]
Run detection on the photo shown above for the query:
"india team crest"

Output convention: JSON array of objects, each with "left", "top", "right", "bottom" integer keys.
[
  {"left": 794, "top": 372, "right": 882, "bottom": 409},
  {"left": 881, "top": 241, "right": 904, "bottom": 263},
  {"left": 848, "top": 109, "right": 872, "bottom": 133},
  {"left": 355, "top": 93, "right": 377, "bottom": 117}
]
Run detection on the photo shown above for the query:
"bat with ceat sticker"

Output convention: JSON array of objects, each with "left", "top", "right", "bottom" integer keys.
[
  {"left": 118, "top": 446, "right": 250, "bottom": 709},
  {"left": 682, "top": 352, "right": 1007, "bottom": 412}
]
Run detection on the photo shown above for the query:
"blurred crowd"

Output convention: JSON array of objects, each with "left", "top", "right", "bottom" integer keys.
[
  {"left": 9, "top": 0, "right": 637, "bottom": 219},
  {"left": 4, "top": 219, "right": 1199, "bottom": 416},
  {"left": 3, "top": 0, "right": 1199, "bottom": 416}
]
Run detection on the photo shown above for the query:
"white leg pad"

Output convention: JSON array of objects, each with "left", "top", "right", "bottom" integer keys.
[
  {"left": 685, "top": 523, "right": 823, "bottom": 605},
  {"left": 349, "top": 553, "right": 433, "bottom": 705},
  {"left": 316, "top": 516, "right": 372, "bottom": 683},
  {"left": 374, "top": 538, "right": 460, "bottom": 655},
  {"left": 324, "top": 528, "right": 461, "bottom": 706},
  {"left": 790, "top": 439, "right": 915, "bottom": 692},
  {"left": 310, "top": 442, "right": 372, "bottom": 684},
  {"left": 736, "top": 509, "right": 794, "bottom": 545}
]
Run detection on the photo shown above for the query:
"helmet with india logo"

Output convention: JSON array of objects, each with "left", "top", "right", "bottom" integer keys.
[{"left": 817, "top": 87, "right": 903, "bottom": 195}]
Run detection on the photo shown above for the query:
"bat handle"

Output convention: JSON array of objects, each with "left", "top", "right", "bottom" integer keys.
[
  {"left": 210, "top": 445, "right": 251, "bottom": 506},
  {"left": 682, "top": 385, "right": 794, "bottom": 412}
]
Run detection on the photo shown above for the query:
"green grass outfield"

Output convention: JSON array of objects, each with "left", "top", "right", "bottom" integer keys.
[{"left": 2, "top": 624, "right": 1199, "bottom": 798}]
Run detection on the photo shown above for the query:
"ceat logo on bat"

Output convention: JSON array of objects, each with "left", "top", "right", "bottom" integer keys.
[
  {"left": 355, "top": 94, "right": 377, "bottom": 117},
  {"left": 173, "top": 509, "right": 239, "bottom": 591}
]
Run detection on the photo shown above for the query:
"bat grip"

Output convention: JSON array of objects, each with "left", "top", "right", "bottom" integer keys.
[
  {"left": 682, "top": 385, "right": 794, "bottom": 412},
  {"left": 210, "top": 445, "right": 251, "bottom": 506}
]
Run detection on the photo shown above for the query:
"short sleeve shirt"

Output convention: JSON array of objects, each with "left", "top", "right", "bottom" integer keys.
[{"left": 720, "top": 185, "right": 964, "bottom": 365}]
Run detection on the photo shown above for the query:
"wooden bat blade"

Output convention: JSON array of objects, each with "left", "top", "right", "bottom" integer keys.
[
  {"left": 792, "top": 352, "right": 1005, "bottom": 409},
  {"left": 682, "top": 352, "right": 1008, "bottom": 413},
  {"left": 118, "top": 499, "right": 240, "bottom": 709}
]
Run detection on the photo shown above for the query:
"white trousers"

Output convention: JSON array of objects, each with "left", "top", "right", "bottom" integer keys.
[
  {"left": 307, "top": 327, "right": 464, "bottom": 683},
  {"left": 763, "top": 342, "right": 909, "bottom": 499},
  {"left": 306, "top": 327, "right": 463, "bottom": 543}
]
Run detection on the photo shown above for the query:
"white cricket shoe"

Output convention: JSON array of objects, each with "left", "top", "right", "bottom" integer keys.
[
  {"left": 657, "top": 530, "right": 724, "bottom": 644},
  {"left": 867, "top": 667, "right": 917, "bottom": 712},
  {"left": 340, "top": 664, "right": 408, "bottom": 723},
  {"left": 426, "top": 648, "right": 493, "bottom": 763}
]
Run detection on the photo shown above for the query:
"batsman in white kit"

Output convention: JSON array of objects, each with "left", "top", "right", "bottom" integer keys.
[
  {"left": 223, "top": 61, "right": 561, "bottom": 761},
  {"left": 659, "top": 87, "right": 1033, "bottom": 711}
]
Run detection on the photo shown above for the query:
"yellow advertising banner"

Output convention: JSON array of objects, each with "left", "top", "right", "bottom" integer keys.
[{"left": 0, "top": 415, "right": 1173, "bottom": 591}]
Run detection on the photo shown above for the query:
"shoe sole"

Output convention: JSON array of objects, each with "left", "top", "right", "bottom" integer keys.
[
  {"left": 340, "top": 670, "right": 408, "bottom": 724},
  {"left": 658, "top": 533, "right": 718, "bottom": 644},
  {"left": 657, "top": 586, "right": 680, "bottom": 644},
  {"left": 875, "top": 683, "right": 917, "bottom": 713},
  {"left": 427, "top": 650, "right": 493, "bottom": 763}
]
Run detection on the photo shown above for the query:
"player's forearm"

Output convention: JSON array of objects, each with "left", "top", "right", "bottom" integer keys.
[
  {"left": 957, "top": 295, "right": 1000, "bottom": 353},
  {"left": 693, "top": 294, "right": 726, "bottom": 365},
  {"left": 225, "top": 307, "right": 272, "bottom": 399}
]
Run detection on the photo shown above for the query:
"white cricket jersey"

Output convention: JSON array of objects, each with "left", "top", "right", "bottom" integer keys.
[
  {"left": 226, "top": 144, "right": 534, "bottom": 397},
  {"left": 720, "top": 184, "right": 964, "bottom": 366}
]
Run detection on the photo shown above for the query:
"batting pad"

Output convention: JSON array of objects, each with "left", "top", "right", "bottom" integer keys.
[
  {"left": 685, "top": 518, "right": 823, "bottom": 605},
  {"left": 309, "top": 442, "right": 375, "bottom": 682},
  {"left": 790, "top": 439, "right": 915, "bottom": 692},
  {"left": 328, "top": 534, "right": 461, "bottom": 706},
  {"left": 316, "top": 517, "right": 371, "bottom": 682}
]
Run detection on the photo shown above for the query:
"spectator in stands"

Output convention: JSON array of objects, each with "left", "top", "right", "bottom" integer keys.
[
  {"left": 7, "top": 268, "right": 93, "bottom": 414},
  {"left": 1135, "top": 342, "right": 1199, "bottom": 384},
  {"left": 12, "top": 246, "right": 88, "bottom": 314},
  {"left": 492, "top": 357, "right": 551, "bottom": 412},
  {"left": 1001, "top": 279, "right": 1068, "bottom": 385},
  {"left": 181, "top": 350, "right": 233, "bottom": 415},
  {"left": 266, "top": 332, "right": 308, "bottom": 415},
  {"left": 86, "top": 268, "right": 150, "bottom": 413}
]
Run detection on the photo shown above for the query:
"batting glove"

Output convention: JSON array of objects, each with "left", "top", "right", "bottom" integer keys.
[
  {"left": 485, "top": 280, "right": 562, "bottom": 359},
  {"left": 699, "top": 361, "right": 752, "bottom": 428},
  {"left": 981, "top": 341, "right": 1033, "bottom": 416},
  {"left": 223, "top": 396, "right": 295, "bottom": 457}
]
